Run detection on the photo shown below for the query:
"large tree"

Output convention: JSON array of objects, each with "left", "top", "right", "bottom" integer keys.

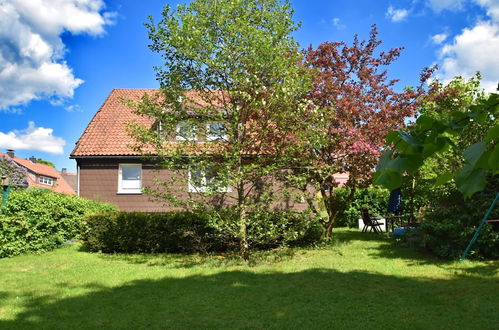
[
  {"left": 129, "top": 0, "right": 310, "bottom": 258},
  {"left": 288, "top": 25, "right": 434, "bottom": 238},
  {"left": 375, "top": 75, "right": 499, "bottom": 198}
]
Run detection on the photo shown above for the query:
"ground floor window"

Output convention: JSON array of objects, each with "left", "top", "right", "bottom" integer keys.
[{"left": 118, "top": 164, "right": 142, "bottom": 194}]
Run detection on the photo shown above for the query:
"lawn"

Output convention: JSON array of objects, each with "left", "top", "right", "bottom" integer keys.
[{"left": 0, "top": 229, "right": 497, "bottom": 329}]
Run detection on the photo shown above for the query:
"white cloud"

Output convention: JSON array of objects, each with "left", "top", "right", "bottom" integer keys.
[
  {"left": 332, "top": 17, "right": 346, "bottom": 30},
  {"left": 431, "top": 33, "right": 448, "bottom": 44},
  {"left": 427, "top": 0, "right": 466, "bottom": 12},
  {"left": 435, "top": 1, "right": 499, "bottom": 92},
  {"left": 0, "top": 121, "right": 66, "bottom": 154},
  {"left": 386, "top": 6, "right": 410, "bottom": 22},
  {"left": 474, "top": 0, "right": 499, "bottom": 21},
  {"left": 438, "top": 21, "right": 499, "bottom": 92},
  {"left": 0, "top": 0, "right": 115, "bottom": 111}
]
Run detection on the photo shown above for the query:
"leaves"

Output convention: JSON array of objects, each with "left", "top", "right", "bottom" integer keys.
[
  {"left": 463, "top": 142, "right": 486, "bottom": 166},
  {"left": 455, "top": 166, "right": 486, "bottom": 198},
  {"left": 375, "top": 88, "right": 499, "bottom": 198},
  {"left": 435, "top": 171, "right": 453, "bottom": 186},
  {"left": 485, "top": 124, "right": 499, "bottom": 142}
]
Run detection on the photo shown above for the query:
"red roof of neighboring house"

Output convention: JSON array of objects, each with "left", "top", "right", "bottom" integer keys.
[{"left": 0, "top": 153, "right": 76, "bottom": 195}]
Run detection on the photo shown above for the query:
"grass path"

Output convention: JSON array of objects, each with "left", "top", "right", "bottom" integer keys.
[{"left": 0, "top": 229, "right": 497, "bottom": 329}]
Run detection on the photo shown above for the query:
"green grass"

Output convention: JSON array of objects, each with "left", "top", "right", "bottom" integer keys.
[{"left": 0, "top": 229, "right": 497, "bottom": 329}]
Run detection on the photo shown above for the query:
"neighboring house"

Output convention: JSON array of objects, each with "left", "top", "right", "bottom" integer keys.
[
  {"left": 71, "top": 89, "right": 347, "bottom": 211},
  {"left": 60, "top": 168, "right": 78, "bottom": 193},
  {"left": 1, "top": 150, "right": 75, "bottom": 195}
]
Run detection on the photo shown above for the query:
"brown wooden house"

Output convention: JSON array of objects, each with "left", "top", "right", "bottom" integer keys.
[{"left": 71, "top": 89, "right": 347, "bottom": 212}]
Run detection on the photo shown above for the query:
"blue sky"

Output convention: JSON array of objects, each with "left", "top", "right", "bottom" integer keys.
[{"left": 1, "top": 0, "right": 498, "bottom": 172}]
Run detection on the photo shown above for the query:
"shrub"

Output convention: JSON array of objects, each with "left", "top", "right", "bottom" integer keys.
[
  {"left": 81, "top": 211, "right": 219, "bottom": 253},
  {"left": 216, "top": 209, "right": 324, "bottom": 249},
  {"left": 418, "top": 175, "right": 499, "bottom": 260},
  {"left": 0, "top": 188, "right": 116, "bottom": 258},
  {"left": 0, "top": 155, "right": 28, "bottom": 189},
  {"left": 81, "top": 209, "right": 323, "bottom": 253},
  {"left": 335, "top": 186, "right": 390, "bottom": 227}
]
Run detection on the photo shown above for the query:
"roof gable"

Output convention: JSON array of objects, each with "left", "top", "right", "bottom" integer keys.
[{"left": 71, "top": 89, "right": 158, "bottom": 157}]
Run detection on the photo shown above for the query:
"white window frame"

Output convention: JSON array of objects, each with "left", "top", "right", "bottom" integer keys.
[
  {"left": 176, "top": 123, "right": 198, "bottom": 141},
  {"left": 188, "top": 166, "right": 231, "bottom": 193},
  {"left": 206, "top": 122, "right": 228, "bottom": 141},
  {"left": 38, "top": 176, "right": 54, "bottom": 186},
  {"left": 117, "top": 164, "right": 142, "bottom": 194}
]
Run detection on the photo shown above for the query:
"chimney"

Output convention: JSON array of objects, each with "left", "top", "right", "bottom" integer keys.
[
  {"left": 6, "top": 149, "right": 14, "bottom": 158},
  {"left": 61, "top": 168, "right": 67, "bottom": 175},
  {"left": 29, "top": 156, "right": 37, "bottom": 163}
]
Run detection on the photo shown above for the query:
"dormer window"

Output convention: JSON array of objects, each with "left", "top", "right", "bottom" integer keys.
[
  {"left": 188, "top": 165, "right": 231, "bottom": 193},
  {"left": 206, "top": 122, "right": 228, "bottom": 141},
  {"left": 39, "top": 176, "right": 54, "bottom": 186},
  {"left": 176, "top": 123, "right": 197, "bottom": 141}
]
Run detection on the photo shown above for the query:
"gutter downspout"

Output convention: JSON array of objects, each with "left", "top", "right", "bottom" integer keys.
[{"left": 77, "top": 164, "right": 80, "bottom": 197}]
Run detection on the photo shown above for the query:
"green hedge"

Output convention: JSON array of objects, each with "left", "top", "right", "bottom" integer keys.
[
  {"left": 335, "top": 187, "right": 390, "bottom": 227},
  {"left": 81, "top": 210, "right": 323, "bottom": 253},
  {"left": 418, "top": 175, "right": 499, "bottom": 260},
  {"left": 0, "top": 188, "right": 116, "bottom": 258}
]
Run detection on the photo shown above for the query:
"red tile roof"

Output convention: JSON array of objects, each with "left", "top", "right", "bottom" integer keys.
[
  {"left": 71, "top": 89, "right": 158, "bottom": 157},
  {"left": 71, "top": 89, "right": 228, "bottom": 157},
  {"left": 0, "top": 153, "right": 76, "bottom": 195}
]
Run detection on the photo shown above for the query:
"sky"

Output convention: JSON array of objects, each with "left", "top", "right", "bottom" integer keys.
[{"left": 1, "top": 0, "right": 498, "bottom": 172}]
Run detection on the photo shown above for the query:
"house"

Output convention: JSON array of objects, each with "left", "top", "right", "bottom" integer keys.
[
  {"left": 1, "top": 150, "right": 75, "bottom": 195},
  {"left": 60, "top": 168, "right": 78, "bottom": 193},
  {"left": 71, "top": 89, "right": 347, "bottom": 212}
]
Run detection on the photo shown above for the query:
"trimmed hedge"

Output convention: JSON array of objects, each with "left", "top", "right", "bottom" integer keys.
[
  {"left": 0, "top": 188, "right": 116, "bottom": 258},
  {"left": 81, "top": 210, "right": 323, "bottom": 253}
]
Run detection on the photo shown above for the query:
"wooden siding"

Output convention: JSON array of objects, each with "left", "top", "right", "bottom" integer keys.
[{"left": 77, "top": 158, "right": 307, "bottom": 212}]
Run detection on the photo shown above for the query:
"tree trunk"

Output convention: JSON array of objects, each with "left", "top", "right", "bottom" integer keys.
[
  {"left": 239, "top": 203, "right": 249, "bottom": 260},
  {"left": 237, "top": 180, "right": 250, "bottom": 260},
  {"left": 321, "top": 186, "right": 356, "bottom": 239}
]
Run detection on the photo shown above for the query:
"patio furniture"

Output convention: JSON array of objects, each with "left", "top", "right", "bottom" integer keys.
[{"left": 360, "top": 207, "right": 384, "bottom": 233}]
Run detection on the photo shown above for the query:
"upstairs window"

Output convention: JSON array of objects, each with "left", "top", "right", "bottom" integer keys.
[
  {"left": 206, "top": 122, "right": 228, "bottom": 141},
  {"left": 188, "top": 165, "right": 230, "bottom": 193},
  {"left": 176, "top": 123, "right": 197, "bottom": 141},
  {"left": 38, "top": 176, "right": 54, "bottom": 186},
  {"left": 118, "top": 164, "right": 142, "bottom": 194}
]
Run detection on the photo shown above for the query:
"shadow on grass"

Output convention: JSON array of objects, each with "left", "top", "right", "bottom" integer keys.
[
  {"left": 94, "top": 247, "right": 299, "bottom": 269},
  {"left": 1, "top": 268, "right": 498, "bottom": 329},
  {"left": 331, "top": 230, "right": 498, "bottom": 276},
  {"left": 331, "top": 229, "right": 392, "bottom": 244}
]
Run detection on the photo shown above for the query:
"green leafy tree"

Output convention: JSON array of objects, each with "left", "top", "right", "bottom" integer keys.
[
  {"left": 36, "top": 159, "right": 56, "bottom": 168},
  {"left": 375, "top": 74, "right": 499, "bottom": 198},
  {"left": 129, "top": 0, "right": 311, "bottom": 258}
]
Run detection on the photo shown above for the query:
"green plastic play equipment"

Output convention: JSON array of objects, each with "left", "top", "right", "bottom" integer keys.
[
  {"left": 1, "top": 175, "right": 11, "bottom": 214},
  {"left": 460, "top": 193, "right": 499, "bottom": 261}
]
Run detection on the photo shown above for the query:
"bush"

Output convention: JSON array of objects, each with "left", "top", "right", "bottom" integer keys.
[
  {"left": 417, "top": 175, "right": 499, "bottom": 260},
  {"left": 217, "top": 209, "right": 324, "bottom": 249},
  {"left": 335, "top": 186, "right": 390, "bottom": 227},
  {"left": 0, "top": 155, "right": 28, "bottom": 189},
  {"left": 81, "top": 209, "right": 323, "bottom": 253},
  {"left": 0, "top": 188, "right": 116, "bottom": 258},
  {"left": 81, "top": 211, "right": 219, "bottom": 253}
]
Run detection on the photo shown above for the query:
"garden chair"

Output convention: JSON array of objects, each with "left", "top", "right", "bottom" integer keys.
[{"left": 360, "top": 207, "right": 384, "bottom": 233}]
